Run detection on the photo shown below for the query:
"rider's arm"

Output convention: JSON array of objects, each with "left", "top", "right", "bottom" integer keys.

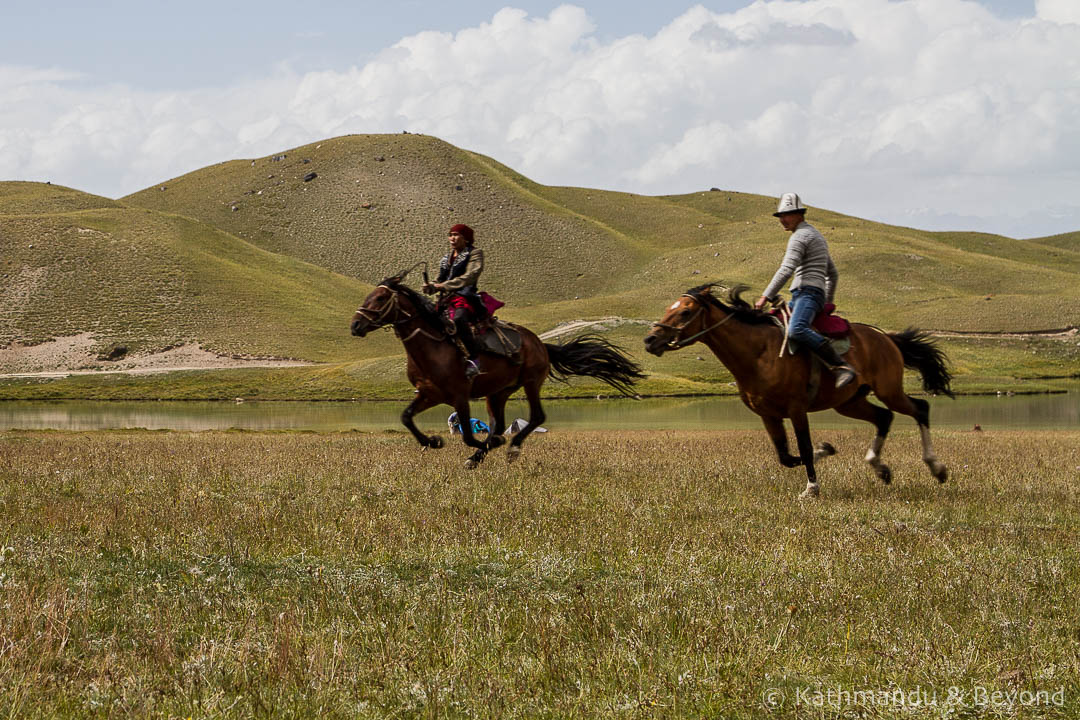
[
  {"left": 825, "top": 255, "right": 838, "bottom": 305},
  {"left": 439, "top": 248, "right": 484, "bottom": 291},
  {"left": 761, "top": 234, "right": 805, "bottom": 301}
]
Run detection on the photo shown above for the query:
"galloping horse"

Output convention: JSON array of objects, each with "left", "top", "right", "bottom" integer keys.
[
  {"left": 644, "top": 283, "right": 953, "bottom": 498},
  {"left": 351, "top": 272, "right": 644, "bottom": 467}
]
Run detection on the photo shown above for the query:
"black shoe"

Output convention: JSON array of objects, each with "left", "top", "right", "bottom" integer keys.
[{"left": 812, "top": 343, "right": 857, "bottom": 389}]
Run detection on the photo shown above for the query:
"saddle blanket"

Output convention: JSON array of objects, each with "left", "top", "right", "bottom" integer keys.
[{"left": 813, "top": 303, "right": 851, "bottom": 338}]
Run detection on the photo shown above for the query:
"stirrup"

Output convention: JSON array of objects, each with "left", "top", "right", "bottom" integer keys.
[{"left": 464, "top": 359, "right": 481, "bottom": 380}]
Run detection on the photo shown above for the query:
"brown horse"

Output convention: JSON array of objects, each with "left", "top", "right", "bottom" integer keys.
[
  {"left": 351, "top": 273, "right": 644, "bottom": 467},
  {"left": 644, "top": 283, "right": 953, "bottom": 498}
]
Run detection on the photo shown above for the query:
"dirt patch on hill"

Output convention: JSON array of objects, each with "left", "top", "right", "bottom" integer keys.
[
  {"left": 931, "top": 327, "right": 1079, "bottom": 340},
  {"left": 0, "top": 333, "right": 312, "bottom": 378}
]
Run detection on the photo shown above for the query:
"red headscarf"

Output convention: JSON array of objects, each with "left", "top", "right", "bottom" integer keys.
[{"left": 449, "top": 224, "right": 474, "bottom": 245}]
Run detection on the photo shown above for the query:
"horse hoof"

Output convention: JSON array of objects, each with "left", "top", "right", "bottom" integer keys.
[
  {"left": 799, "top": 483, "right": 820, "bottom": 500},
  {"left": 464, "top": 458, "right": 480, "bottom": 469},
  {"left": 487, "top": 434, "right": 505, "bottom": 450},
  {"left": 506, "top": 446, "right": 521, "bottom": 464},
  {"left": 817, "top": 442, "right": 836, "bottom": 457},
  {"left": 427, "top": 436, "right": 444, "bottom": 449},
  {"left": 879, "top": 466, "right": 892, "bottom": 484},
  {"left": 935, "top": 466, "right": 948, "bottom": 483}
]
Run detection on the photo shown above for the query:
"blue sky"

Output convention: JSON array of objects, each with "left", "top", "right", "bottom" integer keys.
[{"left": 3, "top": 0, "right": 1077, "bottom": 237}]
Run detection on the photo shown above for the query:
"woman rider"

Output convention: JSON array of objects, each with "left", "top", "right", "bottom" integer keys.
[
  {"left": 422, "top": 224, "right": 485, "bottom": 379},
  {"left": 753, "top": 193, "right": 856, "bottom": 388}
]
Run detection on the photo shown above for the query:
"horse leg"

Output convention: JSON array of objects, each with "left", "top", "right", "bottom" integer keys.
[
  {"left": 484, "top": 388, "right": 516, "bottom": 451},
  {"left": 506, "top": 380, "right": 546, "bottom": 464},
  {"left": 878, "top": 391, "right": 948, "bottom": 483},
  {"left": 401, "top": 394, "right": 444, "bottom": 449},
  {"left": 791, "top": 412, "right": 820, "bottom": 499},
  {"left": 451, "top": 397, "right": 489, "bottom": 469},
  {"left": 761, "top": 416, "right": 801, "bottom": 468},
  {"left": 835, "top": 395, "right": 894, "bottom": 484},
  {"left": 911, "top": 397, "right": 947, "bottom": 482}
]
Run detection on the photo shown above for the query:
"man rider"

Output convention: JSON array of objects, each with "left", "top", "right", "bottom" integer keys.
[
  {"left": 422, "top": 224, "right": 485, "bottom": 379},
  {"left": 753, "top": 193, "right": 856, "bottom": 389}
]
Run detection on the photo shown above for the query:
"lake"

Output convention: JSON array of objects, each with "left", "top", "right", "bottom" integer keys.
[{"left": 1, "top": 391, "right": 1077, "bottom": 432}]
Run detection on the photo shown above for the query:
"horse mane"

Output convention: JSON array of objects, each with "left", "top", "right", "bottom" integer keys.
[
  {"left": 378, "top": 276, "right": 444, "bottom": 328},
  {"left": 685, "top": 283, "right": 777, "bottom": 326}
]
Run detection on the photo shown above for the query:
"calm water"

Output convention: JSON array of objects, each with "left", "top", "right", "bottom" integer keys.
[{"left": 1, "top": 392, "right": 1077, "bottom": 432}]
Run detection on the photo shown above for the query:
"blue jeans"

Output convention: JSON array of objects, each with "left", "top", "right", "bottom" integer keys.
[{"left": 787, "top": 286, "right": 827, "bottom": 350}]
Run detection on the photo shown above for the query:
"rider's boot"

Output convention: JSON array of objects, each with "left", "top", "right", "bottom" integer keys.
[
  {"left": 811, "top": 341, "right": 857, "bottom": 389},
  {"left": 455, "top": 317, "right": 482, "bottom": 380}
]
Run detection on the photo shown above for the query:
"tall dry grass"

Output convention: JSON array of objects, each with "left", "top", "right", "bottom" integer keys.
[{"left": 0, "top": 429, "right": 1077, "bottom": 718}]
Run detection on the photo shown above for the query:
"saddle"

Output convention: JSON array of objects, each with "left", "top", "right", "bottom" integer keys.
[
  {"left": 769, "top": 302, "right": 852, "bottom": 341},
  {"left": 770, "top": 301, "right": 852, "bottom": 360},
  {"left": 473, "top": 318, "right": 523, "bottom": 359},
  {"left": 767, "top": 302, "right": 853, "bottom": 403},
  {"left": 439, "top": 290, "right": 522, "bottom": 360}
]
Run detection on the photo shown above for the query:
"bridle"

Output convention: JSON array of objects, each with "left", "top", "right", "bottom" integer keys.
[
  {"left": 354, "top": 285, "right": 445, "bottom": 342},
  {"left": 355, "top": 285, "right": 408, "bottom": 327},
  {"left": 650, "top": 294, "right": 736, "bottom": 349}
]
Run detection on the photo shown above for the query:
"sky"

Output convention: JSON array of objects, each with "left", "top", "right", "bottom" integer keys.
[{"left": 3, "top": 0, "right": 1078, "bottom": 238}]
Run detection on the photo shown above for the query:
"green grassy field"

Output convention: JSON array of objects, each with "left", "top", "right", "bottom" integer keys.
[{"left": 1, "top": 429, "right": 1078, "bottom": 718}]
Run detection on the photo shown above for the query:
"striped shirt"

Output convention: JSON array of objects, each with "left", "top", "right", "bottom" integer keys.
[{"left": 762, "top": 221, "right": 838, "bottom": 304}]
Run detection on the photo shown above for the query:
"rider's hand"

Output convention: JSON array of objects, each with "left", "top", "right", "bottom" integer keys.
[
  {"left": 422, "top": 282, "right": 438, "bottom": 295},
  {"left": 754, "top": 295, "right": 769, "bottom": 310}
]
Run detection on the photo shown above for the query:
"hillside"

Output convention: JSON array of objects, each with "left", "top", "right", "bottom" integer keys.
[
  {"left": 2, "top": 134, "right": 1078, "bottom": 396},
  {"left": 125, "top": 134, "right": 1080, "bottom": 334},
  {"left": 1029, "top": 230, "right": 1080, "bottom": 252},
  {"left": 0, "top": 182, "right": 123, "bottom": 215},
  {"left": 0, "top": 185, "right": 395, "bottom": 364},
  {"left": 122, "top": 134, "right": 634, "bottom": 306}
]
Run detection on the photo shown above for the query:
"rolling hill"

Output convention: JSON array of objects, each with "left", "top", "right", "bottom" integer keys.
[
  {"left": 0, "top": 183, "right": 394, "bottom": 363},
  {"left": 123, "top": 134, "right": 1080, "bottom": 333},
  {"left": 2, "top": 133, "right": 1078, "bottom": 397}
]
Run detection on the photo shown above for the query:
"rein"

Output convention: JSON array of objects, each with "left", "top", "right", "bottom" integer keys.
[{"left": 652, "top": 294, "right": 737, "bottom": 349}]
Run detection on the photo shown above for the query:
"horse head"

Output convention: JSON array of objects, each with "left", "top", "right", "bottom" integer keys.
[
  {"left": 351, "top": 277, "right": 420, "bottom": 337},
  {"left": 644, "top": 286, "right": 716, "bottom": 356}
]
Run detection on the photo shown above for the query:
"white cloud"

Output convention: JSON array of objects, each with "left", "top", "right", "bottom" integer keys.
[
  {"left": 2, "top": 1, "right": 1079, "bottom": 237},
  {"left": 1036, "top": 0, "right": 1080, "bottom": 24}
]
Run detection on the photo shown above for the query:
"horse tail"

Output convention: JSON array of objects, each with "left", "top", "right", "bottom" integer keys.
[
  {"left": 544, "top": 334, "right": 645, "bottom": 398},
  {"left": 887, "top": 328, "right": 954, "bottom": 398}
]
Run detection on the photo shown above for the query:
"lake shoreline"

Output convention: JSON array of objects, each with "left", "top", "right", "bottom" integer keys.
[
  {"left": 4, "top": 390, "right": 1077, "bottom": 432},
  {"left": 0, "top": 386, "right": 1073, "bottom": 403}
]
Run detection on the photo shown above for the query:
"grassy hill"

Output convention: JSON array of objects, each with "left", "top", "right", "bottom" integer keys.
[
  {"left": 0, "top": 185, "right": 394, "bottom": 362},
  {"left": 122, "top": 134, "right": 633, "bottom": 306},
  {"left": 2, "top": 134, "right": 1078, "bottom": 398},
  {"left": 124, "top": 134, "right": 1080, "bottom": 334},
  {"left": 1029, "top": 230, "right": 1080, "bottom": 252}
]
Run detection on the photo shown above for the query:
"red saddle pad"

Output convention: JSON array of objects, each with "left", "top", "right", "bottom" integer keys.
[
  {"left": 813, "top": 303, "right": 851, "bottom": 338},
  {"left": 480, "top": 291, "right": 505, "bottom": 315}
]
